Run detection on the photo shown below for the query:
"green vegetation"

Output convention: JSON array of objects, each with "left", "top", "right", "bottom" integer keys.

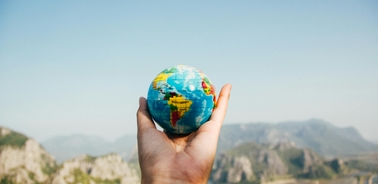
[
  {"left": 68, "top": 168, "right": 92, "bottom": 184},
  {"left": 277, "top": 148, "right": 304, "bottom": 175},
  {"left": 84, "top": 155, "right": 97, "bottom": 163},
  {"left": 28, "top": 171, "right": 35, "bottom": 181},
  {"left": 0, "top": 177, "right": 10, "bottom": 184},
  {"left": 0, "top": 131, "right": 28, "bottom": 148},
  {"left": 27, "top": 171, "right": 44, "bottom": 184},
  {"left": 299, "top": 165, "right": 336, "bottom": 179},
  {"left": 41, "top": 162, "right": 57, "bottom": 176},
  {"left": 68, "top": 168, "right": 121, "bottom": 184},
  {"left": 345, "top": 159, "right": 378, "bottom": 172},
  {"left": 40, "top": 153, "right": 58, "bottom": 175}
]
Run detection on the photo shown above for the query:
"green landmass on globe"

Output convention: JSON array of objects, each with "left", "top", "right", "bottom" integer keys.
[{"left": 147, "top": 65, "right": 216, "bottom": 134}]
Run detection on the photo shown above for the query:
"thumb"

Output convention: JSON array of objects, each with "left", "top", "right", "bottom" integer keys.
[{"left": 136, "top": 97, "right": 156, "bottom": 134}]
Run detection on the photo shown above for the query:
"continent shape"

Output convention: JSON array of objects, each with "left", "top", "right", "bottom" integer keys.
[{"left": 167, "top": 94, "right": 193, "bottom": 127}]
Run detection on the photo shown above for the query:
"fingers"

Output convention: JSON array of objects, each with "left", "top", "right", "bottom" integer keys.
[
  {"left": 195, "top": 83, "right": 231, "bottom": 137},
  {"left": 185, "top": 84, "right": 231, "bottom": 161},
  {"left": 209, "top": 83, "right": 232, "bottom": 126},
  {"left": 137, "top": 97, "right": 156, "bottom": 133}
]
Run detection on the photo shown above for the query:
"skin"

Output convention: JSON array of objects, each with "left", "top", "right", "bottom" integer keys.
[{"left": 136, "top": 84, "right": 232, "bottom": 184}]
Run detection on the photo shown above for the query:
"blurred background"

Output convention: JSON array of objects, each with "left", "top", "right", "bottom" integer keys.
[{"left": 1, "top": 1, "right": 377, "bottom": 184}]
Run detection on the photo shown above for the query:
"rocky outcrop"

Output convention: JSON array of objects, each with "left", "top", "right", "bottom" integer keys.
[
  {"left": 0, "top": 127, "right": 56, "bottom": 184},
  {"left": 0, "top": 127, "right": 141, "bottom": 184},
  {"left": 212, "top": 154, "right": 255, "bottom": 183},
  {"left": 299, "top": 149, "right": 322, "bottom": 173},
  {"left": 211, "top": 141, "right": 345, "bottom": 183},
  {"left": 328, "top": 158, "right": 348, "bottom": 175},
  {"left": 0, "top": 127, "right": 11, "bottom": 137},
  {"left": 51, "top": 153, "right": 140, "bottom": 184},
  {"left": 212, "top": 142, "right": 289, "bottom": 183},
  {"left": 258, "top": 149, "right": 288, "bottom": 178}
]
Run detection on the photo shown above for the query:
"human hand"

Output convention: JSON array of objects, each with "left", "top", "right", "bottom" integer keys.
[{"left": 136, "top": 84, "right": 232, "bottom": 184}]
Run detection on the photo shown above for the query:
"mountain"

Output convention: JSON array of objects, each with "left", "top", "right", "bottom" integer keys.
[
  {"left": 51, "top": 154, "right": 140, "bottom": 184},
  {"left": 211, "top": 141, "right": 348, "bottom": 184},
  {"left": 217, "top": 119, "right": 378, "bottom": 157},
  {"left": 372, "top": 140, "right": 378, "bottom": 145},
  {"left": 42, "top": 134, "right": 137, "bottom": 163},
  {"left": 0, "top": 127, "right": 57, "bottom": 183},
  {"left": 0, "top": 127, "right": 140, "bottom": 184},
  {"left": 276, "top": 119, "right": 377, "bottom": 156}
]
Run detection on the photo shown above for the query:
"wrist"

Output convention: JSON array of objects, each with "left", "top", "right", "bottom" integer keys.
[
  {"left": 141, "top": 175, "right": 208, "bottom": 184},
  {"left": 142, "top": 177, "right": 189, "bottom": 184}
]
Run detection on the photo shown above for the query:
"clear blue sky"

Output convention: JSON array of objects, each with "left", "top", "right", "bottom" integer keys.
[{"left": 1, "top": 1, "right": 377, "bottom": 141}]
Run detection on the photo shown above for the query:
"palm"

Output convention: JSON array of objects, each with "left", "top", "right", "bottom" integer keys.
[{"left": 137, "top": 84, "right": 231, "bottom": 184}]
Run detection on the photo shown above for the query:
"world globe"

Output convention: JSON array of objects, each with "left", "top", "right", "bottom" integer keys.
[{"left": 147, "top": 65, "right": 216, "bottom": 134}]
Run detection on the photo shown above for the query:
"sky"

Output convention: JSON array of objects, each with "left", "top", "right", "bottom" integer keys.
[{"left": 1, "top": 1, "right": 377, "bottom": 142}]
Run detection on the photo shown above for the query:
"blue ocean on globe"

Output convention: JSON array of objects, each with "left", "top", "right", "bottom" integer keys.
[{"left": 147, "top": 65, "right": 216, "bottom": 134}]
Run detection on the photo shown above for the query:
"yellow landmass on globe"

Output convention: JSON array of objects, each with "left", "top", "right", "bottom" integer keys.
[
  {"left": 167, "top": 95, "right": 193, "bottom": 127},
  {"left": 153, "top": 72, "right": 171, "bottom": 89}
]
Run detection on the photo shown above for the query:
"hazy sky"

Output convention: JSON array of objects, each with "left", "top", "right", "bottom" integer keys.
[{"left": 1, "top": 1, "right": 377, "bottom": 142}]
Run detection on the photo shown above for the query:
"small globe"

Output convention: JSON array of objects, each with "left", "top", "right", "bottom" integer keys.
[{"left": 147, "top": 65, "right": 216, "bottom": 134}]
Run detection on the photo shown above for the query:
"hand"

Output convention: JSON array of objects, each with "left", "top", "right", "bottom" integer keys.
[{"left": 136, "top": 84, "right": 232, "bottom": 184}]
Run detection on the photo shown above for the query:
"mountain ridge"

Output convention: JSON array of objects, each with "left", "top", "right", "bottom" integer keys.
[
  {"left": 42, "top": 134, "right": 137, "bottom": 163},
  {"left": 211, "top": 141, "right": 348, "bottom": 183},
  {"left": 217, "top": 119, "right": 378, "bottom": 157}
]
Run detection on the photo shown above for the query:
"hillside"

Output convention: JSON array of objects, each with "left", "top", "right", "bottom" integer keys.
[
  {"left": 51, "top": 154, "right": 140, "bottom": 184},
  {"left": 217, "top": 119, "right": 378, "bottom": 157},
  {"left": 211, "top": 141, "right": 348, "bottom": 184},
  {"left": 0, "top": 127, "right": 140, "bottom": 184},
  {"left": 0, "top": 127, "right": 57, "bottom": 184}
]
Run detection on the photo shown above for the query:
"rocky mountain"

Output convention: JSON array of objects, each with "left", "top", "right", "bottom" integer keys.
[
  {"left": 0, "top": 127, "right": 140, "bottom": 184},
  {"left": 211, "top": 141, "right": 348, "bottom": 184},
  {"left": 0, "top": 127, "right": 56, "bottom": 184},
  {"left": 42, "top": 134, "right": 137, "bottom": 163},
  {"left": 217, "top": 119, "right": 378, "bottom": 157},
  {"left": 51, "top": 154, "right": 140, "bottom": 184}
]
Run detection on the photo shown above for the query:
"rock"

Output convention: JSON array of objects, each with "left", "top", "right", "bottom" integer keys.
[
  {"left": 0, "top": 135, "right": 56, "bottom": 183},
  {"left": 0, "top": 127, "right": 141, "bottom": 184},
  {"left": 210, "top": 141, "right": 344, "bottom": 183},
  {"left": 51, "top": 153, "right": 140, "bottom": 184},
  {"left": 328, "top": 158, "right": 347, "bottom": 174},
  {"left": 257, "top": 149, "right": 288, "bottom": 176},
  {"left": 299, "top": 149, "right": 322, "bottom": 173},
  {"left": 212, "top": 154, "right": 255, "bottom": 183},
  {"left": 0, "top": 127, "right": 11, "bottom": 137}
]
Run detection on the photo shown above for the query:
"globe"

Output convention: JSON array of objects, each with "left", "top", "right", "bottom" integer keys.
[{"left": 147, "top": 65, "right": 216, "bottom": 134}]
